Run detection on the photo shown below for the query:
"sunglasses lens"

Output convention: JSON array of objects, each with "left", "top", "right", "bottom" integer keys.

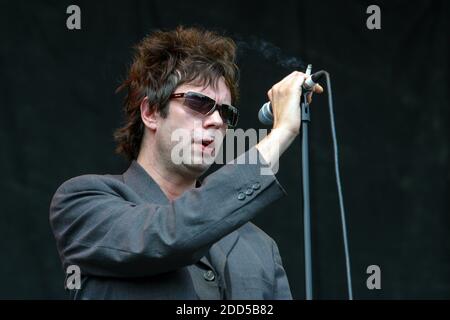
[
  {"left": 182, "top": 92, "right": 238, "bottom": 127},
  {"left": 184, "top": 93, "right": 215, "bottom": 114},
  {"left": 220, "top": 105, "right": 238, "bottom": 127}
]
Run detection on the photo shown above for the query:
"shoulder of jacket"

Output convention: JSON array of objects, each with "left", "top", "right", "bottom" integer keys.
[
  {"left": 238, "top": 222, "right": 276, "bottom": 246},
  {"left": 55, "top": 173, "right": 125, "bottom": 194}
]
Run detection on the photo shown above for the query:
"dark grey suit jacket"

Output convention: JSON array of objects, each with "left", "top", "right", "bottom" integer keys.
[{"left": 49, "top": 149, "right": 292, "bottom": 299}]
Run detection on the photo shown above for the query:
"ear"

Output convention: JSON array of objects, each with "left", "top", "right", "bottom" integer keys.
[{"left": 140, "top": 96, "right": 159, "bottom": 131}]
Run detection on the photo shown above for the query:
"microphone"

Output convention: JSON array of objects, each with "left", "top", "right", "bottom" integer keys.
[{"left": 258, "top": 70, "right": 326, "bottom": 125}]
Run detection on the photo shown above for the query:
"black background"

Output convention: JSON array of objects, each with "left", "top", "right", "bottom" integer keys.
[{"left": 0, "top": 0, "right": 448, "bottom": 299}]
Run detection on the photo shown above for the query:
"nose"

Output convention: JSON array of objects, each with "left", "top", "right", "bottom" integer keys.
[{"left": 203, "top": 109, "right": 225, "bottom": 128}]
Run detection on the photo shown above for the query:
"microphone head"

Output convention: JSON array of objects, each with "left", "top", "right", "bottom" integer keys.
[{"left": 258, "top": 102, "right": 274, "bottom": 125}]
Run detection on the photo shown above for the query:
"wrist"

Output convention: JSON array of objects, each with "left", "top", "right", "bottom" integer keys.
[
  {"left": 272, "top": 125, "right": 300, "bottom": 140},
  {"left": 256, "top": 126, "right": 298, "bottom": 170}
]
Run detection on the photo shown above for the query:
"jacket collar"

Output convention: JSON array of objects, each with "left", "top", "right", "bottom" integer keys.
[{"left": 122, "top": 160, "right": 170, "bottom": 205}]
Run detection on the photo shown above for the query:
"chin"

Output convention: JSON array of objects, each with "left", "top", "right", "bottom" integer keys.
[{"left": 182, "top": 161, "right": 212, "bottom": 176}]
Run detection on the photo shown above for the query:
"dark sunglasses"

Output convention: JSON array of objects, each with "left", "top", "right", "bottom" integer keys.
[{"left": 169, "top": 91, "right": 239, "bottom": 128}]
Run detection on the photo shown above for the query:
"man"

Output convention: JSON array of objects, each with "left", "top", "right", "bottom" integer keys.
[{"left": 49, "top": 26, "right": 322, "bottom": 299}]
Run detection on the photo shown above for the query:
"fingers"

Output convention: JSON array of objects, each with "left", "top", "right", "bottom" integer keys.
[
  {"left": 280, "top": 72, "right": 323, "bottom": 95},
  {"left": 268, "top": 71, "right": 306, "bottom": 102},
  {"left": 306, "top": 84, "right": 324, "bottom": 103},
  {"left": 268, "top": 71, "right": 323, "bottom": 105},
  {"left": 314, "top": 84, "right": 324, "bottom": 94},
  {"left": 267, "top": 88, "right": 273, "bottom": 101},
  {"left": 278, "top": 71, "right": 306, "bottom": 88},
  {"left": 278, "top": 71, "right": 306, "bottom": 94}
]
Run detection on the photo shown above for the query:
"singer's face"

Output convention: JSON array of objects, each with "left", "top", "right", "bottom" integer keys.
[{"left": 155, "top": 77, "right": 230, "bottom": 177}]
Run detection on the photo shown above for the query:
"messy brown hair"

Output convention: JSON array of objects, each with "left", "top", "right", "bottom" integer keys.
[{"left": 114, "top": 26, "right": 240, "bottom": 161}]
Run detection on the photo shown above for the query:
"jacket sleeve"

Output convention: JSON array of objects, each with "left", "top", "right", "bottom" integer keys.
[{"left": 49, "top": 148, "right": 287, "bottom": 278}]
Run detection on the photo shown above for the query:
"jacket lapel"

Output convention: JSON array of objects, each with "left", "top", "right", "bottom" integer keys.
[
  {"left": 121, "top": 159, "right": 240, "bottom": 285},
  {"left": 209, "top": 231, "right": 239, "bottom": 291}
]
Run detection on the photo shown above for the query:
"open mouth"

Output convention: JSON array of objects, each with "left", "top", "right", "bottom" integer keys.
[
  {"left": 201, "top": 139, "right": 214, "bottom": 148},
  {"left": 199, "top": 138, "right": 215, "bottom": 156}
]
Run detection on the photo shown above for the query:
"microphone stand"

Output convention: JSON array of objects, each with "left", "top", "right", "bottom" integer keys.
[
  {"left": 301, "top": 90, "right": 313, "bottom": 300},
  {"left": 259, "top": 66, "right": 351, "bottom": 299}
]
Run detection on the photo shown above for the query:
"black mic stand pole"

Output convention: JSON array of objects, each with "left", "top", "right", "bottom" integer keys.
[{"left": 301, "top": 67, "right": 313, "bottom": 300}]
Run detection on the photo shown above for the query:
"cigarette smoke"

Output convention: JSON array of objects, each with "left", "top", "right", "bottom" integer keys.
[{"left": 235, "top": 35, "right": 306, "bottom": 69}]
